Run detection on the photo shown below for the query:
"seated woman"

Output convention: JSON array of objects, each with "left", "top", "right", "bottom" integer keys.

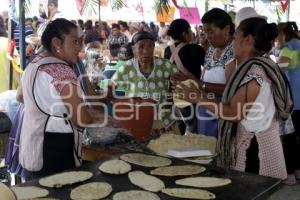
[
  {"left": 175, "top": 17, "right": 293, "bottom": 179},
  {"left": 19, "top": 19, "right": 118, "bottom": 181},
  {"left": 112, "top": 31, "right": 177, "bottom": 129}
]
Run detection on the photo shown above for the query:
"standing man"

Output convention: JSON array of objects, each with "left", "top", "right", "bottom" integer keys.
[{"left": 107, "top": 23, "right": 128, "bottom": 58}]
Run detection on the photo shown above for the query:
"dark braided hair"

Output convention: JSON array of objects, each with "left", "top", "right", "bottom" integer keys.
[
  {"left": 167, "top": 18, "right": 191, "bottom": 41},
  {"left": 238, "top": 17, "right": 278, "bottom": 55},
  {"left": 202, "top": 8, "right": 235, "bottom": 36},
  {"left": 277, "top": 22, "right": 300, "bottom": 42},
  {"left": 41, "top": 18, "right": 77, "bottom": 52}
]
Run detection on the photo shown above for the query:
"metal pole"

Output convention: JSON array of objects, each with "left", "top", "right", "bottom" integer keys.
[
  {"left": 98, "top": 0, "right": 101, "bottom": 24},
  {"left": 286, "top": 0, "right": 290, "bottom": 21},
  {"left": 8, "top": 0, "right": 16, "bottom": 90},
  {"left": 19, "top": 0, "right": 26, "bottom": 70},
  {"left": 8, "top": 20, "right": 14, "bottom": 90}
]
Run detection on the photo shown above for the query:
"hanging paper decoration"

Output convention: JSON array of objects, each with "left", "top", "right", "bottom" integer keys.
[
  {"left": 280, "top": 0, "right": 289, "bottom": 13},
  {"left": 156, "top": 7, "right": 175, "bottom": 22},
  {"left": 135, "top": 1, "right": 144, "bottom": 16},
  {"left": 179, "top": 7, "right": 201, "bottom": 24},
  {"left": 75, "top": 0, "right": 85, "bottom": 15},
  {"left": 100, "top": 0, "right": 109, "bottom": 7}
]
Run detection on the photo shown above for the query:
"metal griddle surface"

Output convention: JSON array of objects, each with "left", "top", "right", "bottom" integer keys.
[{"left": 16, "top": 152, "right": 282, "bottom": 200}]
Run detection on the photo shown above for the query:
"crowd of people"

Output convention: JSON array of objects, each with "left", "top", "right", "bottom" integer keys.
[{"left": 0, "top": 0, "right": 300, "bottom": 186}]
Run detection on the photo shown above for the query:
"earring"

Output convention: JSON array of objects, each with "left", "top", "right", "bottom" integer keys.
[{"left": 56, "top": 48, "right": 61, "bottom": 53}]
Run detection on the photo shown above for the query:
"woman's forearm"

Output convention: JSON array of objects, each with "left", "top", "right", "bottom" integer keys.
[
  {"left": 196, "top": 80, "right": 226, "bottom": 96},
  {"left": 199, "top": 96, "right": 242, "bottom": 123}
]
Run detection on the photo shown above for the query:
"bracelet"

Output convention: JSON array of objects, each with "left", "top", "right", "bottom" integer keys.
[{"left": 202, "top": 82, "right": 206, "bottom": 92}]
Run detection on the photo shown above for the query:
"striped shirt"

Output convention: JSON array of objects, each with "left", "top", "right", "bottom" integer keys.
[{"left": 14, "top": 24, "right": 34, "bottom": 53}]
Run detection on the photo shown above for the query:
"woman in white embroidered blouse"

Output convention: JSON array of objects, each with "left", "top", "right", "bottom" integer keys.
[
  {"left": 171, "top": 8, "right": 235, "bottom": 137},
  {"left": 20, "top": 19, "right": 119, "bottom": 181}
]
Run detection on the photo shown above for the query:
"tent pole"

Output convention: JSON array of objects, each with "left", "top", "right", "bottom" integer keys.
[
  {"left": 8, "top": 18, "right": 14, "bottom": 90},
  {"left": 286, "top": 0, "right": 290, "bottom": 21},
  {"left": 98, "top": 0, "right": 101, "bottom": 24},
  {"left": 19, "top": 0, "right": 26, "bottom": 70}
]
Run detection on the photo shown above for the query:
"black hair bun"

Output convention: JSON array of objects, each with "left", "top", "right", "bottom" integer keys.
[
  {"left": 166, "top": 28, "right": 173, "bottom": 36},
  {"left": 265, "top": 23, "right": 278, "bottom": 41}
]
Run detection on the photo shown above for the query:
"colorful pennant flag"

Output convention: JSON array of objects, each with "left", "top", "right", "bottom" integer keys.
[
  {"left": 280, "top": 0, "right": 289, "bottom": 13},
  {"left": 156, "top": 7, "right": 175, "bottom": 23},
  {"left": 179, "top": 7, "right": 201, "bottom": 24}
]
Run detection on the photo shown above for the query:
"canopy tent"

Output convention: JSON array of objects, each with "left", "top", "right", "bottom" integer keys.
[{"left": 6, "top": 0, "right": 294, "bottom": 89}]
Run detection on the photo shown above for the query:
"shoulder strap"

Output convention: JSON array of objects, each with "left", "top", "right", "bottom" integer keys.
[
  {"left": 35, "top": 56, "right": 69, "bottom": 67},
  {"left": 170, "top": 43, "right": 194, "bottom": 77}
]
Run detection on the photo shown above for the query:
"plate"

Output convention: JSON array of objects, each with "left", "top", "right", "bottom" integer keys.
[
  {"left": 184, "top": 159, "right": 213, "bottom": 164},
  {"left": 166, "top": 148, "right": 212, "bottom": 158},
  {"left": 278, "top": 63, "right": 289, "bottom": 68}
]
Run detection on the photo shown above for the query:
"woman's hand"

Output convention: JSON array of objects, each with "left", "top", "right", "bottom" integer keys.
[
  {"left": 174, "top": 82, "right": 203, "bottom": 104},
  {"left": 170, "top": 71, "right": 198, "bottom": 90},
  {"left": 171, "top": 71, "right": 190, "bottom": 84}
]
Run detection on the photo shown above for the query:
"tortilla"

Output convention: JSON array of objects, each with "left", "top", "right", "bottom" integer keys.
[
  {"left": 162, "top": 188, "right": 215, "bottom": 199},
  {"left": 99, "top": 159, "right": 132, "bottom": 174},
  {"left": 113, "top": 190, "right": 160, "bottom": 200},
  {"left": 128, "top": 171, "right": 165, "bottom": 192},
  {"left": 150, "top": 165, "right": 206, "bottom": 176},
  {"left": 26, "top": 199, "right": 59, "bottom": 200},
  {"left": 120, "top": 153, "right": 172, "bottom": 168},
  {"left": 11, "top": 186, "right": 49, "bottom": 200},
  {"left": 173, "top": 79, "right": 199, "bottom": 108},
  {"left": 176, "top": 177, "right": 232, "bottom": 188},
  {"left": 39, "top": 171, "right": 93, "bottom": 188},
  {"left": 147, "top": 133, "right": 216, "bottom": 157},
  {"left": 70, "top": 182, "right": 112, "bottom": 200}
]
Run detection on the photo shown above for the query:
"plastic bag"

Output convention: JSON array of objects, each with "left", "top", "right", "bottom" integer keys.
[
  {"left": 0, "top": 90, "right": 19, "bottom": 122},
  {"left": 83, "top": 127, "right": 133, "bottom": 146}
]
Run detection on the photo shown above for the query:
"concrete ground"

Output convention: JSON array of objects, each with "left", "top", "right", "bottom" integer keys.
[{"left": 267, "top": 184, "right": 300, "bottom": 200}]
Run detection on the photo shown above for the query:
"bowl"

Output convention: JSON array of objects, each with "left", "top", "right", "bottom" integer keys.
[{"left": 111, "top": 97, "right": 157, "bottom": 141}]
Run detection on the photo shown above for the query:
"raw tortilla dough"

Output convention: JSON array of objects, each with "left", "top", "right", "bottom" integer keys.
[
  {"left": 25, "top": 199, "right": 59, "bottom": 200},
  {"left": 162, "top": 188, "right": 215, "bottom": 199},
  {"left": 147, "top": 133, "right": 216, "bottom": 156},
  {"left": 113, "top": 190, "right": 160, "bottom": 200},
  {"left": 120, "top": 153, "right": 172, "bottom": 167},
  {"left": 150, "top": 165, "right": 206, "bottom": 176},
  {"left": 128, "top": 171, "right": 165, "bottom": 192},
  {"left": 39, "top": 171, "right": 93, "bottom": 188},
  {"left": 176, "top": 177, "right": 232, "bottom": 188},
  {"left": 173, "top": 79, "right": 199, "bottom": 108},
  {"left": 70, "top": 182, "right": 112, "bottom": 200},
  {"left": 11, "top": 186, "right": 48, "bottom": 200},
  {"left": 99, "top": 159, "right": 132, "bottom": 174}
]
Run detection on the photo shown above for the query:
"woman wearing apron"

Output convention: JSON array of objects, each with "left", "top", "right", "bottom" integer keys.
[{"left": 19, "top": 19, "right": 118, "bottom": 181}]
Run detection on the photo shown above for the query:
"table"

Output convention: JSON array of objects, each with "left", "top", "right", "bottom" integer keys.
[{"left": 15, "top": 152, "right": 282, "bottom": 200}]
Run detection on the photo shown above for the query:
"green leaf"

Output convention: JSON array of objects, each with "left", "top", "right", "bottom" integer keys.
[
  {"left": 155, "top": 0, "right": 170, "bottom": 15},
  {"left": 111, "top": 0, "right": 127, "bottom": 11},
  {"left": 24, "top": 0, "right": 32, "bottom": 15}
]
